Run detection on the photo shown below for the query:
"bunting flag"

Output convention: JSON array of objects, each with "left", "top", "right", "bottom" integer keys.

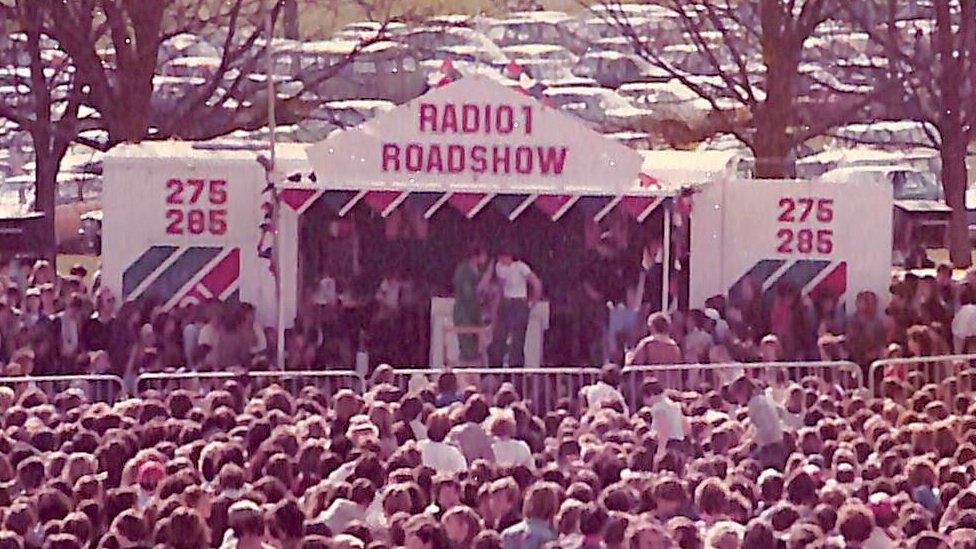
[
  {"left": 276, "top": 189, "right": 671, "bottom": 224},
  {"left": 433, "top": 58, "right": 462, "bottom": 88},
  {"left": 428, "top": 58, "right": 553, "bottom": 107}
]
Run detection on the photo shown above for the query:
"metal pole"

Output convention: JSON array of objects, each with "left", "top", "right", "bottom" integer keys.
[
  {"left": 662, "top": 198, "right": 671, "bottom": 313},
  {"left": 265, "top": 13, "right": 285, "bottom": 371}
]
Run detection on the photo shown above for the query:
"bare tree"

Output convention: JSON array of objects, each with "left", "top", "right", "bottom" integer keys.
[
  {"left": 596, "top": 0, "right": 889, "bottom": 178},
  {"left": 849, "top": 0, "right": 976, "bottom": 266},
  {"left": 0, "top": 0, "right": 400, "bottom": 253},
  {"left": 0, "top": 2, "right": 90, "bottom": 256}
]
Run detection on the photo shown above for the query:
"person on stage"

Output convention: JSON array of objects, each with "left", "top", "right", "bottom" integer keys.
[{"left": 487, "top": 247, "right": 543, "bottom": 367}]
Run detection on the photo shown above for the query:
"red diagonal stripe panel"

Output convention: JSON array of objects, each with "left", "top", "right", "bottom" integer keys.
[
  {"left": 808, "top": 261, "right": 847, "bottom": 299},
  {"left": 175, "top": 248, "right": 241, "bottom": 308}
]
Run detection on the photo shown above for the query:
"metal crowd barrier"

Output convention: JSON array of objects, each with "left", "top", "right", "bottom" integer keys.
[
  {"left": 391, "top": 367, "right": 603, "bottom": 416},
  {"left": 136, "top": 370, "right": 364, "bottom": 398},
  {"left": 0, "top": 375, "right": 125, "bottom": 404},
  {"left": 869, "top": 354, "right": 976, "bottom": 396},
  {"left": 622, "top": 361, "right": 863, "bottom": 412}
]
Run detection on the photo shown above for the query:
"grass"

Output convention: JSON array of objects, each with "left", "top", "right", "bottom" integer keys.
[{"left": 57, "top": 254, "right": 100, "bottom": 286}]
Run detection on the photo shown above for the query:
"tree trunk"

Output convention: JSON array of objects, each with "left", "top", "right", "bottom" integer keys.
[
  {"left": 754, "top": 0, "right": 799, "bottom": 179},
  {"left": 283, "top": 0, "right": 300, "bottom": 39},
  {"left": 751, "top": 77, "right": 796, "bottom": 178},
  {"left": 941, "top": 129, "right": 972, "bottom": 267},
  {"left": 32, "top": 143, "right": 58, "bottom": 259}
]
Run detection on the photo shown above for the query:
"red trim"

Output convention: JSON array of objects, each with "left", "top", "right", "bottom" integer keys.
[
  {"left": 280, "top": 188, "right": 317, "bottom": 211},
  {"left": 448, "top": 192, "right": 487, "bottom": 216},
  {"left": 534, "top": 194, "right": 572, "bottom": 218},
  {"left": 364, "top": 190, "right": 401, "bottom": 213}
]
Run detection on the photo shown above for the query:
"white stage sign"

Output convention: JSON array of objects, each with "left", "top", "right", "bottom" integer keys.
[
  {"left": 690, "top": 178, "right": 892, "bottom": 308},
  {"left": 306, "top": 76, "right": 643, "bottom": 193}
]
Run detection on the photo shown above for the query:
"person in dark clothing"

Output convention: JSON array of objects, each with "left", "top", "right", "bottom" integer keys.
[
  {"left": 578, "top": 238, "right": 625, "bottom": 366},
  {"left": 83, "top": 287, "right": 117, "bottom": 353}
]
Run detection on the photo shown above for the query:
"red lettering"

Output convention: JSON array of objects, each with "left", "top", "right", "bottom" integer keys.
[
  {"left": 521, "top": 105, "right": 533, "bottom": 135},
  {"left": 419, "top": 103, "right": 437, "bottom": 132},
  {"left": 471, "top": 146, "right": 487, "bottom": 173},
  {"left": 441, "top": 104, "right": 458, "bottom": 133},
  {"left": 492, "top": 146, "right": 511, "bottom": 174},
  {"left": 405, "top": 143, "right": 423, "bottom": 172},
  {"left": 461, "top": 105, "right": 480, "bottom": 133},
  {"left": 483, "top": 104, "right": 492, "bottom": 134},
  {"left": 496, "top": 106, "right": 514, "bottom": 134},
  {"left": 515, "top": 146, "right": 533, "bottom": 174},
  {"left": 426, "top": 144, "right": 444, "bottom": 173},
  {"left": 381, "top": 143, "right": 401, "bottom": 172},
  {"left": 538, "top": 147, "right": 567, "bottom": 175},
  {"left": 447, "top": 145, "right": 465, "bottom": 173}
]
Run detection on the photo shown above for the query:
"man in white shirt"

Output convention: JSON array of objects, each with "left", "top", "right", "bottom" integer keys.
[
  {"left": 580, "top": 364, "right": 628, "bottom": 414},
  {"left": 644, "top": 378, "right": 689, "bottom": 460},
  {"left": 953, "top": 288, "right": 976, "bottom": 352},
  {"left": 417, "top": 410, "right": 468, "bottom": 474},
  {"left": 487, "top": 249, "right": 543, "bottom": 367},
  {"left": 733, "top": 376, "right": 789, "bottom": 471}
]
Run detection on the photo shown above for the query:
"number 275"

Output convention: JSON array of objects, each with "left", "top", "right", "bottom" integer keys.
[
  {"left": 778, "top": 197, "right": 833, "bottom": 223},
  {"left": 166, "top": 178, "right": 227, "bottom": 205}
]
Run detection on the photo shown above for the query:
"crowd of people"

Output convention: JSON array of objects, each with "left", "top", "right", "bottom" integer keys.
[
  {"left": 4, "top": 256, "right": 976, "bottom": 546},
  {"left": 2, "top": 358, "right": 976, "bottom": 548}
]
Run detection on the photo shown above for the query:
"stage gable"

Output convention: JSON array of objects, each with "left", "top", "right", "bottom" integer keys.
[{"left": 305, "top": 75, "right": 643, "bottom": 194}]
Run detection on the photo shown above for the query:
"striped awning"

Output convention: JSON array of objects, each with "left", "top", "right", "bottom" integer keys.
[{"left": 278, "top": 172, "right": 667, "bottom": 223}]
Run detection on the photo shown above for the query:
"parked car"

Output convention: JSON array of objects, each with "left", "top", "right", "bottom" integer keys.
[
  {"left": 543, "top": 85, "right": 653, "bottom": 132},
  {"left": 334, "top": 20, "right": 408, "bottom": 41},
  {"left": 617, "top": 80, "right": 713, "bottom": 126},
  {"left": 399, "top": 26, "right": 508, "bottom": 65},
  {"left": 488, "top": 12, "right": 586, "bottom": 54},
  {"left": 297, "top": 40, "right": 426, "bottom": 104},
  {"left": 296, "top": 99, "right": 395, "bottom": 141},
  {"left": 572, "top": 50, "right": 669, "bottom": 88}
]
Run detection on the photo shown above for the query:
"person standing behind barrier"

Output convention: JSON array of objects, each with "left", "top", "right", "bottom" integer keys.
[
  {"left": 643, "top": 378, "right": 689, "bottom": 463},
  {"left": 580, "top": 364, "right": 628, "bottom": 414},
  {"left": 952, "top": 284, "right": 976, "bottom": 353},
  {"left": 453, "top": 244, "right": 489, "bottom": 364},
  {"left": 846, "top": 291, "right": 886, "bottom": 373},
  {"left": 732, "top": 376, "right": 789, "bottom": 471},
  {"left": 626, "top": 313, "right": 682, "bottom": 366},
  {"left": 487, "top": 248, "right": 543, "bottom": 368}
]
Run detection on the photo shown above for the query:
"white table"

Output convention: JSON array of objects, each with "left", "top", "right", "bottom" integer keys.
[{"left": 429, "top": 297, "right": 549, "bottom": 368}]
